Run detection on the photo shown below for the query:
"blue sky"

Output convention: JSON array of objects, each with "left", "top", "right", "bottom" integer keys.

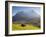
[{"left": 12, "top": 6, "right": 40, "bottom": 16}]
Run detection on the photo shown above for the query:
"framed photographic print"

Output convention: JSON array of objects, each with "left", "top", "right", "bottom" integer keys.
[{"left": 5, "top": 1, "right": 45, "bottom": 36}]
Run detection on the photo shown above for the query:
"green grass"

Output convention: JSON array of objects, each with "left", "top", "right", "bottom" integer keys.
[{"left": 12, "top": 23, "right": 40, "bottom": 31}]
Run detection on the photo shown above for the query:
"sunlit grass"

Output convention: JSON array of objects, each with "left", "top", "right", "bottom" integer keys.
[{"left": 12, "top": 23, "right": 40, "bottom": 31}]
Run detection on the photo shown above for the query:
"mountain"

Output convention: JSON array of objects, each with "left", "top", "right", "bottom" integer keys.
[{"left": 12, "top": 10, "right": 40, "bottom": 26}]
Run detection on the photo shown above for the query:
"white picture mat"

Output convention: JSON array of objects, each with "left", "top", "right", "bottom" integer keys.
[{"left": 8, "top": 2, "right": 43, "bottom": 34}]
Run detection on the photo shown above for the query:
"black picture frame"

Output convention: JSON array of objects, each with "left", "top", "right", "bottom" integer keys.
[{"left": 5, "top": 1, "right": 45, "bottom": 36}]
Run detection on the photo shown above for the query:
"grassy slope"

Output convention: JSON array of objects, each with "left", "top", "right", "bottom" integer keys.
[{"left": 12, "top": 23, "right": 40, "bottom": 31}]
